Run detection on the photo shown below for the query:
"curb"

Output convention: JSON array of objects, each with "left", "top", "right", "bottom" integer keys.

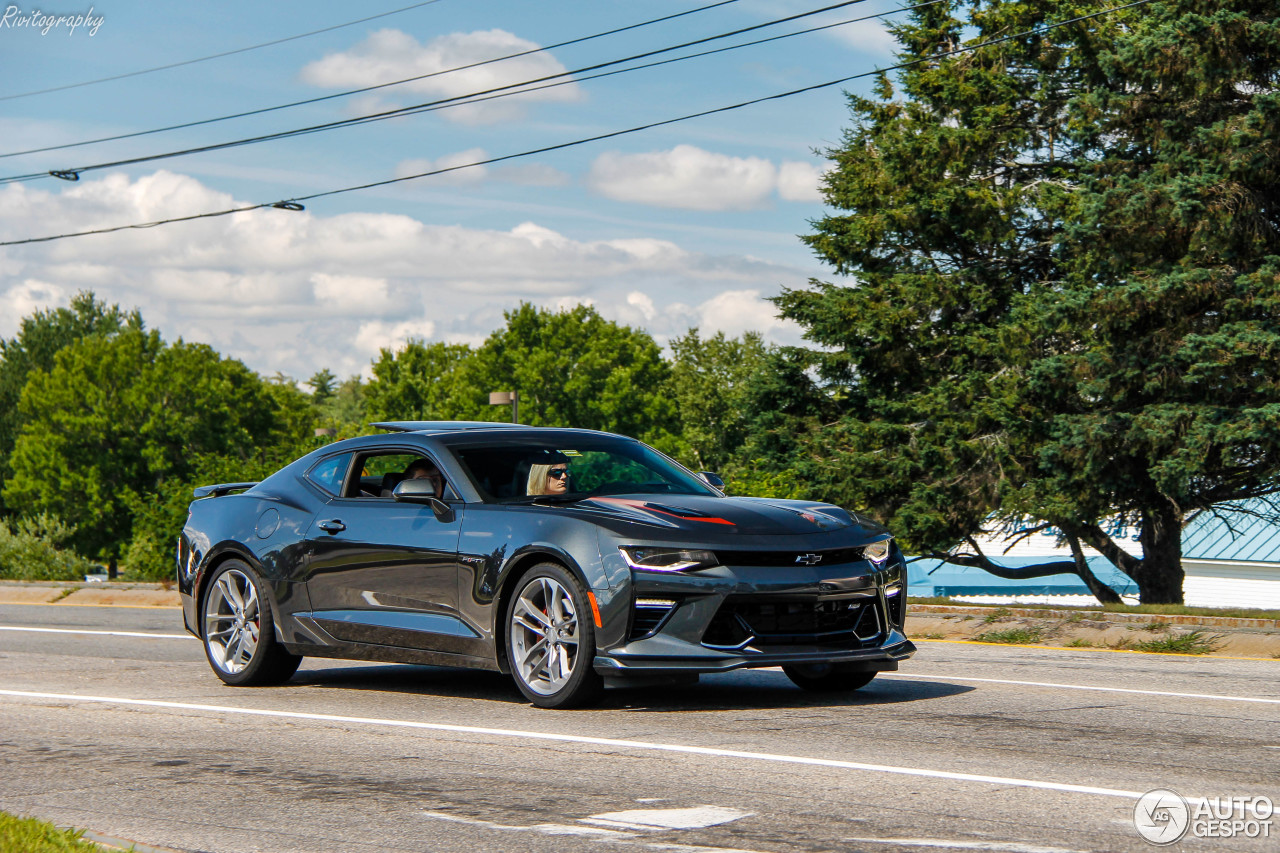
[
  {"left": 908, "top": 603, "right": 1280, "bottom": 632},
  {"left": 0, "top": 579, "right": 173, "bottom": 591},
  {"left": 78, "top": 828, "right": 186, "bottom": 853}
]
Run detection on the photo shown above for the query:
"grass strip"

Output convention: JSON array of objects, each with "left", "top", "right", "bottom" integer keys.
[
  {"left": 971, "top": 626, "right": 1045, "bottom": 645},
  {"left": 0, "top": 811, "right": 105, "bottom": 852}
]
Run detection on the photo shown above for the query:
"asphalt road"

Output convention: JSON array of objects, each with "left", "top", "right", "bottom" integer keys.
[{"left": 1, "top": 602, "right": 1277, "bottom": 853}]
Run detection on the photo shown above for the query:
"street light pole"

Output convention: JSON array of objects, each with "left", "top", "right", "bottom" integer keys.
[{"left": 489, "top": 390, "right": 519, "bottom": 423}]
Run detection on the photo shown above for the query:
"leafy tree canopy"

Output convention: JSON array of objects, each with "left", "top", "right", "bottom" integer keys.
[
  {"left": 3, "top": 328, "right": 310, "bottom": 561},
  {"left": 776, "top": 0, "right": 1280, "bottom": 603},
  {"left": 0, "top": 291, "right": 139, "bottom": 514},
  {"left": 468, "top": 303, "right": 678, "bottom": 444},
  {"left": 665, "top": 329, "right": 770, "bottom": 472},
  {"left": 366, "top": 340, "right": 474, "bottom": 423}
]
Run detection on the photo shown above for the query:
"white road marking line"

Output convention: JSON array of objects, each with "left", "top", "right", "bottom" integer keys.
[
  {"left": 582, "top": 807, "right": 752, "bottom": 830},
  {"left": 0, "top": 626, "right": 193, "bottom": 640},
  {"left": 880, "top": 672, "right": 1280, "bottom": 705},
  {"left": 422, "top": 811, "right": 632, "bottom": 837},
  {"left": 0, "top": 688, "right": 1147, "bottom": 800},
  {"left": 422, "top": 812, "right": 769, "bottom": 853},
  {"left": 844, "top": 839, "right": 1090, "bottom": 853}
]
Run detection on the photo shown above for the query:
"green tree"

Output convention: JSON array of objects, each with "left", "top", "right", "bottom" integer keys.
[
  {"left": 314, "top": 374, "right": 369, "bottom": 432},
  {"left": 0, "top": 292, "right": 138, "bottom": 515},
  {"left": 365, "top": 340, "right": 474, "bottom": 422},
  {"left": 306, "top": 368, "right": 337, "bottom": 402},
  {"left": 466, "top": 303, "right": 678, "bottom": 443},
  {"left": 665, "top": 329, "right": 770, "bottom": 471},
  {"left": 4, "top": 328, "right": 309, "bottom": 568},
  {"left": 776, "top": 0, "right": 1280, "bottom": 603}
]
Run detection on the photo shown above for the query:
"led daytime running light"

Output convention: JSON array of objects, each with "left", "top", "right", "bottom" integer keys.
[{"left": 620, "top": 547, "right": 718, "bottom": 572}]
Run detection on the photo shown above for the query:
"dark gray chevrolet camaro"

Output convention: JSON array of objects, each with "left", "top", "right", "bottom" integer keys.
[{"left": 178, "top": 421, "right": 915, "bottom": 707}]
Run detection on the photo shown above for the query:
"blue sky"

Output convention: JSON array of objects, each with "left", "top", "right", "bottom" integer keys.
[{"left": 0, "top": 0, "right": 904, "bottom": 380}]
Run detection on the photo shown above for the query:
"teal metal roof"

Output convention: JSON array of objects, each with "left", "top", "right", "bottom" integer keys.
[{"left": 1182, "top": 502, "right": 1280, "bottom": 563}]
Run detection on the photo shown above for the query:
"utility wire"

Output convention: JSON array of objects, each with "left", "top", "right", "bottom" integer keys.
[
  {"left": 0, "top": 0, "right": 1153, "bottom": 248},
  {"left": 0, "top": 0, "right": 747, "bottom": 159},
  {"left": 0, "top": 1, "right": 449, "bottom": 102},
  {"left": 0, "top": 0, "right": 875, "bottom": 183},
  {"left": 264, "top": 2, "right": 944, "bottom": 143}
]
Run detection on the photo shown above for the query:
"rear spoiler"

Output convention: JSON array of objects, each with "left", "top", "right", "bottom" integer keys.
[{"left": 192, "top": 482, "right": 259, "bottom": 498}]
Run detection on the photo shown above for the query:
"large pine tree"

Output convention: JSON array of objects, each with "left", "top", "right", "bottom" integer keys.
[{"left": 777, "top": 0, "right": 1280, "bottom": 603}]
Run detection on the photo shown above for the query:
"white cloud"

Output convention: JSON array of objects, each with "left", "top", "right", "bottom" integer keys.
[
  {"left": 777, "top": 161, "right": 827, "bottom": 202},
  {"left": 827, "top": 17, "right": 898, "bottom": 54},
  {"left": 0, "top": 171, "right": 814, "bottom": 379},
  {"left": 299, "top": 28, "right": 582, "bottom": 125},
  {"left": 354, "top": 318, "right": 436, "bottom": 358},
  {"left": 0, "top": 280, "right": 69, "bottom": 337},
  {"left": 394, "top": 148, "right": 489, "bottom": 185},
  {"left": 588, "top": 145, "right": 778, "bottom": 211},
  {"left": 587, "top": 146, "right": 829, "bottom": 210}
]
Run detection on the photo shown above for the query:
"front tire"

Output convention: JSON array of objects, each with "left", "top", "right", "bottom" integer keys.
[
  {"left": 783, "top": 664, "right": 877, "bottom": 693},
  {"left": 201, "top": 560, "right": 301, "bottom": 686},
  {"left": 506, "top": 563, "right": 603, "bottom": 709}
]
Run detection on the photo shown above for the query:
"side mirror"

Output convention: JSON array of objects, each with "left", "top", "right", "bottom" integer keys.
[
  {"left": 392, "top": 479, "right": 454, "bottom": 521},
  {"left": 698, "top": 471, "right": 725, "bottom": 490}
]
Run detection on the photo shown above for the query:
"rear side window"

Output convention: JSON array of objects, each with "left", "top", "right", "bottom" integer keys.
[{"left": 307, "top": 453, "right": 352, "bottom": 496}]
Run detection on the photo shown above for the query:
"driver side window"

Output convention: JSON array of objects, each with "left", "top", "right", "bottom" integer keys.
[{"left": 344, "top": 452, "right": 449, "bottom": 500}]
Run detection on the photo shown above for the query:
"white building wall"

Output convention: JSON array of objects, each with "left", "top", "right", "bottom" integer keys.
[{"left": 1182, "top": 560, "right": 1280, "bottom": 610}]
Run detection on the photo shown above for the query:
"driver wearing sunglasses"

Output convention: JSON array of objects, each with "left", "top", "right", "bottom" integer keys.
[{"left": 527, "top": 457, "right": 571, "bottom": 496}]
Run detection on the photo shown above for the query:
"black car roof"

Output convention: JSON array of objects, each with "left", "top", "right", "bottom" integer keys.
[
  {"left": 372, "top": 421, "right": 619, "bottom": 441},
  {"left": 371, "top": 421, "right": 526, "bottom": 433}
]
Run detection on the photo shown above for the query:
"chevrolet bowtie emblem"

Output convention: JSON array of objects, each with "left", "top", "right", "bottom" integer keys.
[{"left": 795, "top": 553, "right": 822, "bottom": 565}]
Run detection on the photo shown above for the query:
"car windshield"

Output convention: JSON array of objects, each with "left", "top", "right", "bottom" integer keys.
[{"left": 449, "top": 437, "right": 718, "bottom": 503}]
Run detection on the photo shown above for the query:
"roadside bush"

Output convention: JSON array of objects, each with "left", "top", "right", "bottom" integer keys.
[{"left": 0, "top": 514, "right": 95, "bottom": 581}]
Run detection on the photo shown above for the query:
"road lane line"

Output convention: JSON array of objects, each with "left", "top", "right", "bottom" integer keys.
[
  {"left": 880, "top": 672, "right": 1280, "bottom": 705},
  {"left": 0, "top": 688, "right": 1148, "bottom": 800},
  {"left": 844, "top": 839, "right": 1089, "bottom": 853},
  {"left": 0, "top": 626, "right": 193, "bottom": 640}
]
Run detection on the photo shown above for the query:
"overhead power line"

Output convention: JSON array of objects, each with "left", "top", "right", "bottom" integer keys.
[
  {"left": 0, "top": 1, "right": 450, "bottom": 102},
  {"left": 0, "top": 0, "right": 1154, "bottom": 248},
  {"left": 0, "top": 0, "right": 878, "bottom": 184},
  {"left": 0, "top": 0, "right": 746, "bottom": 159}
]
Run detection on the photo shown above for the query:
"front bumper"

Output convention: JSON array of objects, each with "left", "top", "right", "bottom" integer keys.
[
  {"left": 593, "top": 558, "right": 914, "bottom": 676},
  {"left": 594, "top": 633, "right": 916, "bottom": 675}
]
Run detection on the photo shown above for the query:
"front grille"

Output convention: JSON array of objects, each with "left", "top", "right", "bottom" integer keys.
[
  {"left": 714, "top": 547, "right": 867, "bottom": 567},
  {"left": 702, "top": 595, "right": 883, "bottom": 648}
]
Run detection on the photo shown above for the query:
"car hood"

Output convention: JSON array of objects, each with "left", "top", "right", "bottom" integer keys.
[{"left": 572, "top": 494, "right": 885, "bottom": 537}]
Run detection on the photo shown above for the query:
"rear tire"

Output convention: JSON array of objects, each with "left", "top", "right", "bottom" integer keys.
[
  {"left": 506, "top": 563, "right": 603, "bottom": 709},
  {"left": 783, "top": 664, "right": 877, "bottom": 693},
  {"left": 201, "top": 560, "right": 301, "bottom": 686}
]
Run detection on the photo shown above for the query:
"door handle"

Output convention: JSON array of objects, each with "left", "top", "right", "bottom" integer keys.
[{"left": 318, "top": 519, "right": 346, "bottom": 534}]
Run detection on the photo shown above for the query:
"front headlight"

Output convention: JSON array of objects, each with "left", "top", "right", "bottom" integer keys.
[
  {"left": 620, "top": 547, "right": 719, "bottom": 572},
  {"left": 863, "top": 539, "right": 892, "bottom": 565}
]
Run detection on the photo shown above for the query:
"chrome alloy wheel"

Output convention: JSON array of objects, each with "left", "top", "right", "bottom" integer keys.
[
  {"left": 204, "top": 568, "right": 261, "bottom": 674},
  {"left": 510, "top": 576, "right": 580, "bottom": 695}
]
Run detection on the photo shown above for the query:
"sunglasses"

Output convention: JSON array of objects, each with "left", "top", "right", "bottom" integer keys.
[{"left": 547, "top": 468, "right": 569, "bottom": 480}]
